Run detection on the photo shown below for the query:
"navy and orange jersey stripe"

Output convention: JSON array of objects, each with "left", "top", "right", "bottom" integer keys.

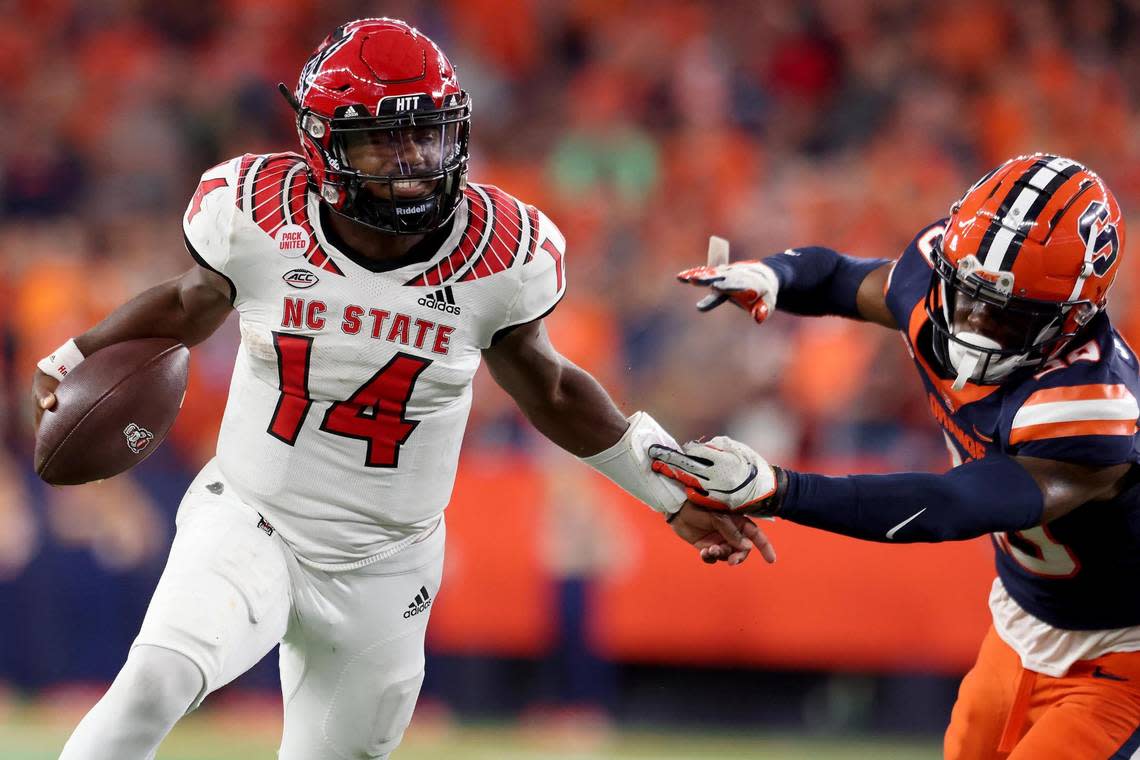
[
  {"left": 235, "top": 152, "right": 344, "bottom": 277},
  {"left": 886, "top": 220, "right": 1140, "bottom": 630}
]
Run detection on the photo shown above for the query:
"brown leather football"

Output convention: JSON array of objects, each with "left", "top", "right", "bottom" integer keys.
[{"left": 35, "top": 338, "right": 190, "bottom": 485}]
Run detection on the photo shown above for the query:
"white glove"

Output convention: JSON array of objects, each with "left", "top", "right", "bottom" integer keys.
[
  {"left": 649, "top": 436, "right": 781, "bottom": 514},
  {"left": 675, "top": 259, "right": 781, "bottom": 323}
]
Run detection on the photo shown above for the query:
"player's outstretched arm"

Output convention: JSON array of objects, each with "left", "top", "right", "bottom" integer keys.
[
  {"left": 32, "top": 266, "right": 233, "bottom": 430},
  {"left": 650, "top": 437, "right": 1132, "bottom": 547},
  {"left": 676, "top": 236, "right": 898, "bottom": 329},
  {"left": 483, "top": 319, "right": 773, "bottom": 564}
]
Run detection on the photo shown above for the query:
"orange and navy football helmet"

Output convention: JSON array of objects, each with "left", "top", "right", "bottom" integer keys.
[
  {"left": 282, "top": 18, "right": 471, "bottom": 235},
  {"left": 926, "top": 154, "right": 1125, "bottom": 388}
]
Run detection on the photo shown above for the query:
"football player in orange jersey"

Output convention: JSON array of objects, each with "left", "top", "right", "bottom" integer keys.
[
  {"left": 31, "top": 18, "right": 762, "bottom": 760},
  {"left": 652, "top": 155, "right": 1140, "bottom": 759}
]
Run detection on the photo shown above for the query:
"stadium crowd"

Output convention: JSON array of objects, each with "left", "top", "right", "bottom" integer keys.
[{"left": 2, "top": 0, "right": 1139, "bottom": 705}]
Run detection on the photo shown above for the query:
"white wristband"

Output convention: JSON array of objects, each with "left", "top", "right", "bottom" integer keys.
[
  {"left": 37, "top": 338, "right": 85, "bottom": 381},
  {"left": 580, "top": 411, "right": 686, "bottom": 515}
]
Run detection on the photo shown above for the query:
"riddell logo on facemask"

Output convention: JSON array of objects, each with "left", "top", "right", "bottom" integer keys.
[
  {"left": 396, "top": 201, "right": 432, "bottom": 215},
  {"left": 418, "top": 286, "right": 460, "bottom": 314}
]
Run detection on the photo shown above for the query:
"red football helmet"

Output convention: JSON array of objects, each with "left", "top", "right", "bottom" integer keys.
[
  {"left": 283, "top": 18, "right": 471, "bottom": 235},
  {"left": 926, "top": 154, "right": 1125, "bottom": 387}
]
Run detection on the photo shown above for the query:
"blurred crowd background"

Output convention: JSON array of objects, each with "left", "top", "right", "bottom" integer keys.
[{"left": 3, "top": 0, "right": 1139, "bottom": 740}]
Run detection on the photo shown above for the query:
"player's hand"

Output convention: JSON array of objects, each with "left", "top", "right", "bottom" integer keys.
[
  {"left": 32, "top": 369, "right": 59, "bottom": 432},
  {"left": 669, "top": 502, "right": 777, "bottom": 565},
  {"left": 649, "top": 436, "right": 779, "bottom": 514},
  {"left": 676, "top": 260, "right": 780, "bottom": 323},
  {"left": 676, "top": 238, "right": 780, "bottom": 324}
]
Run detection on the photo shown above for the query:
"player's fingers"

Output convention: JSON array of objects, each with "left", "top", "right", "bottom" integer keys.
[
  {"left": 650, "top": 461, "right": 707, "bottom": 493},
  {"left": 648, "top": 445, "right": 712, "bottom": 475},
  {"left": 727, "top": 546, "right": 751, "bottom": 565},
  {"left": 726, "top": 290, "right": 760, "bottom": 308},
  {"left": 711, "top": 513, "right": 751, "bottom": 551},
  {"left": 40, "top": 392, "right": 56, "bottom": 410},
  {"left": 684, "top": 491, "right": 734, "bottom": 512},
  {"left": 700, "top": 543, "right": 737, "bottom": 563},
  {"left": 751, "top": 300, "right": 771, "bottom": 324},
  {"left": 676, "top": 266, "right": 726, "bottom": 285},
  {"left": 741, "top": 519, "right": 777, "bottom": 563},
  {"left": 696, "top": 293, "right": 729, "bottom": 312}
]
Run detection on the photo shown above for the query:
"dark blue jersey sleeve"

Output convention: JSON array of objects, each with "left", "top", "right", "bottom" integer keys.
[
  {"left": 883, "top": 219, "right": 947, "bottom": 330},
  {"left": 999, "top": 316, "right": 1140, "bottom": 466}
]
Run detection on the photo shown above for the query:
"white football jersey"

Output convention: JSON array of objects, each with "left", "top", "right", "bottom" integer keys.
[{"left": 183, "top": 153, "right": 566, "bottom": 565}]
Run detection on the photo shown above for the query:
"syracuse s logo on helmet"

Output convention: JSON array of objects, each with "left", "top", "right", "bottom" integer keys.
[{"left": 1078, "top": 200, "right": 1121, "bottom": 277}]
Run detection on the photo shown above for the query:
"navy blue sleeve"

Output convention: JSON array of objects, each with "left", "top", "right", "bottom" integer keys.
[
  {"left": 761, "top": 247, "right": 890, "bottom": 318},
  {"left": 778, "top": 454, "right": 1044, "bottom": 543},
  {"left": 882, "top": 219, "right": 947, "bottom": 330}
]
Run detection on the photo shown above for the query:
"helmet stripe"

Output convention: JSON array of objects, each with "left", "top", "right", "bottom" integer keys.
[
  {"left": 977, "top": 156, "right": 1082, "bottom": 271},
  {"left": 297, "top": 25, "right": 359, "bottom": 102},
  {"left": 995, "top": 160, "right": 1084, "bottom": 271}
]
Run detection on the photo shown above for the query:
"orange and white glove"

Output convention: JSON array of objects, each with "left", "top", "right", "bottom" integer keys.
[
  {"left": 676, "top": 259, "right": 780, "bottom": 324},
  {"left": 649, "top": 436, "right": 782, "bottom": 514},
  {"left": 675, "top": 237, "right": 780, "bottom": 324}
]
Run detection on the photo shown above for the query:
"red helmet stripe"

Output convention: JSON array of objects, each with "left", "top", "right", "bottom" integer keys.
[{"left": 296, "top": 23, "right": 360, "bottom": 103}]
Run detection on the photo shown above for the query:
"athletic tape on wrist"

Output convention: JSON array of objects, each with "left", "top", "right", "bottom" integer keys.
[
  {"left": 580, "top": 411, "right": 686, "bottom": 515},
  {"left": 37, "top": 338, "right": 85, "bottom": 381}
]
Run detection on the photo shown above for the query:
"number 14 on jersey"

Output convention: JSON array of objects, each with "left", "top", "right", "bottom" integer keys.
[{"left": 268, "top": 333, "right": 431, "bottom": 467}]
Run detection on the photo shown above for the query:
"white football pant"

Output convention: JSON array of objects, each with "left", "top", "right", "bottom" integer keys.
[{"left": 132, "top": 460, "right": 444, "bottom": 759}]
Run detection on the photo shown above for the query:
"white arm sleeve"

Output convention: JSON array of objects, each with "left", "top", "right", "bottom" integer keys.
[{"left": 580, "top": 411, "right": 686, "bottom": 515}]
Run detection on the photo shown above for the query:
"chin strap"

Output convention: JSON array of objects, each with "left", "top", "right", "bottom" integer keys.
[{"left": 951, "top": 351, "right": 981, "bottom": 391}]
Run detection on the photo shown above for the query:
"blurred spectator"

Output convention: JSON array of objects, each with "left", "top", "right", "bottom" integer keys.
[{"left": 6, "top": 0, "right": 1140, "bottom": 693}]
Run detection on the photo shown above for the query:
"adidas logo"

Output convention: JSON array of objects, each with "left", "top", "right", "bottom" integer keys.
[
  {"left": 418, "top": 286, "right": 461, "bottom": 315},
  {"left": 404, "top": 585, "right": 433, "bottom": 618}
]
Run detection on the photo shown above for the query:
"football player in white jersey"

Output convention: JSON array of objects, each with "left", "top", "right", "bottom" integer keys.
[{"left": 31, "top": 18, "right": 769, "bottom": 760}]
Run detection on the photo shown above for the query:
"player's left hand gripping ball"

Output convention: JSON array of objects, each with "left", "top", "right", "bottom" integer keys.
[
  {"left": 649, "top": 436, "right": 779, "bottom": 513},
  {"left": 676, "top": 240, "right": 780, "bottom": 324}
]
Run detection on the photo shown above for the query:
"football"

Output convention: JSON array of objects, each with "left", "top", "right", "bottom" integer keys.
[{"left": 35, "top": 338, "right": 190, "bottom": 486}]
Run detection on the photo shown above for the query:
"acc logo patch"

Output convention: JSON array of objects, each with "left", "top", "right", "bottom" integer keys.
[
  {"left": 274, "top": 224, "right": 310, "bottom": 258},
  {"left": 283, "top": 269, "right": 319, "bottom": 289},
  {"left": 123, "top": 423, "right": 155, "bottom": 454}
]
